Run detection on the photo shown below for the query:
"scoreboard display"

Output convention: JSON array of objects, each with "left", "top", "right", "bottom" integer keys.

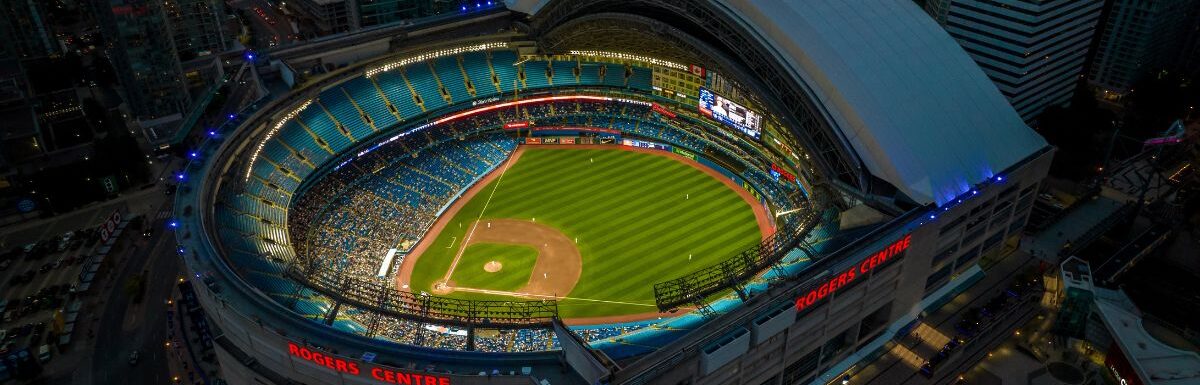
[{"left": 698, "top": 87, "right": 763, "bottom": 140}]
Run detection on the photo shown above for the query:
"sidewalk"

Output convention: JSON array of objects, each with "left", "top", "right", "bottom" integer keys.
[
  {"left": 847, "top": 247, "right": 1039, "bottom": 385},
  {"left": 1022, "top": 186, "right": 1131, "bottom": 262}
]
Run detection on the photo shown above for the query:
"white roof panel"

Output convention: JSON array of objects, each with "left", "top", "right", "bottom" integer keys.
[{"left": 721, "top": 0, "right": 1048, "bottom": 205}]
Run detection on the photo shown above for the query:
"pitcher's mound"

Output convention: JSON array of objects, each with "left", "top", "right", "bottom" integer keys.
[{"left": 484, "top": 261, "right": 503, "bottom": 273}]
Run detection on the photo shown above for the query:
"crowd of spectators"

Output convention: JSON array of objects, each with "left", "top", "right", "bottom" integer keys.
[{"left": 264, "top": 98, "right": 803, "bottom": 353}]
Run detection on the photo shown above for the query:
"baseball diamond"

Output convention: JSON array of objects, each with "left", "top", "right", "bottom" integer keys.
[{"left": 398, "top": 146, "right": 772, "bottom": 320}]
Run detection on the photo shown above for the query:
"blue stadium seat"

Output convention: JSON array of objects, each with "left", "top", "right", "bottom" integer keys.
[
  {"left": 434, "top": 57, "right": 471, "bottom": 102},
  {"left": 342, "top": 77, "right": 400, "bottom": 129},
  {"left": 371, "top": 71, "right": 423, "bottom": 119}
]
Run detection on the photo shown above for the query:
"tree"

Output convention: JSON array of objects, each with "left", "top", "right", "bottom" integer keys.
[{"left": 1035, "top": 85, "right": 1116, "bottom": 181}]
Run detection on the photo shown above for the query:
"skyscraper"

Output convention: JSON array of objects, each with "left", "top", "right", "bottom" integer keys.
[
  {"left": 95, "top": 0, "right": 192, "bottom": 121},
  {"left": 164, "top": 0, "right": 228, "bottom": 60},
  {"left": 0, "top": 0, "right": 57, "bottom": 59},
  {"left": 926, "top": 0, "right": 1104, "bottom": 123},
  {"left": 1089, "top": 0, "right": 1195, "bottom": 102}
]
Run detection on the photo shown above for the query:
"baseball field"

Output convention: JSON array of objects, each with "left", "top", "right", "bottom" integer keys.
[{"left": 399, "top": 145, "right": 769, "bottom": 321}]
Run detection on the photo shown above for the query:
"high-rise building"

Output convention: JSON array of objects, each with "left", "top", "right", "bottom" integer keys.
[
  {"left": 94, "top": 0, "right": 192, "bottom": 121},
  {"left": 0, "top": 0, "right": 57, "bottom": 59},
  {"left": 924, "top": 0, "right": 1104, "bottom": 123},
  {"left": 164, "top": 0, "right": 228, "bottom": 60},
  {"left": 1089, "top": 0, "right": 1195, "bottom": 102}
]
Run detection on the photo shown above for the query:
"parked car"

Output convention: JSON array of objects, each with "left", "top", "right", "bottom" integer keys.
[{"left": 37, "top": 344, "right": 50, "bottom": 363}]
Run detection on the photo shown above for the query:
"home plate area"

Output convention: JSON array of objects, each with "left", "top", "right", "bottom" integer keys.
[{"left": 433, "top": 218, "right": 582, "bottom": 299}]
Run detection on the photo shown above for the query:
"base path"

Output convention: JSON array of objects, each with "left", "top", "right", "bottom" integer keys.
[
  {"left": 395, "top": 148, "right": 526, "bottom": 292},
  {"left": 435, "top": 218, "right": 582, "bottom": 298}
]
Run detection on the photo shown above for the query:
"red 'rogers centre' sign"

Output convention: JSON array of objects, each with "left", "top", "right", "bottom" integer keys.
[
  {"left": 795, "top": 234, "right": 911, "bottom": 311},
  {"left": 288, "top": 342, "right": 452, "bottom": 385}
]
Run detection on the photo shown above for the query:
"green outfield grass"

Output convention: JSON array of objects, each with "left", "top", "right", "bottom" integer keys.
[
  {"left": 408, "top": 147, "right": 762, "bottom": 319},
  {"left": 448, "top": 243, "right": 539, "bottom": 292}
]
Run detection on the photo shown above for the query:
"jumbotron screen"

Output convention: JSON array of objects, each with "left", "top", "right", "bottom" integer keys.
[{"left": 698, "top": 87, "right": 762, "bottom": 140}]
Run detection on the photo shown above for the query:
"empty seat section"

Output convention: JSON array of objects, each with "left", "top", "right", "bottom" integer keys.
[
  {"left": 628, "top": 66, "right": 653, "bottom": 91},
  {"left": 342, "top": 77, "right": 400, "bottom": 129},
  {"left": 434, "top": 57, "right": 471, "bottom": 102},
  {"left": 318, "top": 89, "right": 374, "bottom": 140},
  {"left": 372, "top": 72, "right": 423, "bottom": 120},
  {"left": 403, "top": 64, "right": 447, "bottom": 110},
  {"left": 462, "top": 52, "right": 498, "bottom": 98},
  {"left": 491, "top": 51, "right": 519, "bottom": 93},
  {"left": 263, "top": 141, "right": 312, "bottom": 179},
  {"left": 298, "top": 108, "right": 352, "bottom": 152},
  {"left": 552, "top": 60, "right": 577, "bottom": 86},
  {"left": 580, "top": 63, "right": 603, "bottom": 84},
  {"left": 524, "top": 61, "right": 551, "bottom": 89},
  {"left": 243, "top": 179, "right": 287, "bottom": 206},
  {"left": 278, "top": 125, "right": 331, "bottom": 165},
  {"left": 602, "top": 63, "right": 626, "bottom": 87},
  {"left": 252, "top": 160, "right": 300, "bottom": 192}
]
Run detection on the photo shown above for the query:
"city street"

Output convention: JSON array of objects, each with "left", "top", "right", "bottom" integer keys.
[{"left": 230, "top": 0, "right": 299, "bottom": 48}]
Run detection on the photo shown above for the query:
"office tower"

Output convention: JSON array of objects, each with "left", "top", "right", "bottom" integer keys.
[
  {"left": 1089, "top": 0, "right": 1195, "bottom": 102},
  {"left": 164, "top": 0, "right": 228, "bottom": 60},
  {"left": 95, "top": 0, "right": 192, "bottom": 121},
  {"left": 937, "top": 0, "right": 1104, "bottom": 123},
  {"left": 0, "top": 0, "right": 57, "bottom": 59}
]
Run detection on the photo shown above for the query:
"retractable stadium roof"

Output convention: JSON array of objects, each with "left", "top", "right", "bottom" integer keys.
[{"left": 510, "top": 0, "right": 1049, "bottom": 206}]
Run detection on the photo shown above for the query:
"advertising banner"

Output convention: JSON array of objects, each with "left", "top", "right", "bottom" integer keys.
[
  {"left": 672, "top": 147, "right": 697, "bottom": 160},
  {"left": 503, "top": 121, "right": 531, "bottom": 130},
  {"left": 651, "top": 103, "right": 677, "bottom": 119},
  {"left": 525, "top": 137, "right": 542, "bottom": 144},
  {"left": 622, "top": 139, "right": 670, "bottom": 151},
  {"left": 98, "top": 210, "right": 123, "bottom": 243},
  {"left": 770, "top": 163, "right": 797, "bottom": 182}
]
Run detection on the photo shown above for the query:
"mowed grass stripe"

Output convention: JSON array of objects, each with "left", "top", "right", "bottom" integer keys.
[
  {"left": 581, "top": 203, "right": 757, "bottom": 298},
  {"left": 407, "top": 147, "right": 763, "bottom": 318}
]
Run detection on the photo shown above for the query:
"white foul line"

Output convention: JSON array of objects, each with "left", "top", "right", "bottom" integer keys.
[{"left": 440, "top": 156, "right": 515, "bottom": 282}]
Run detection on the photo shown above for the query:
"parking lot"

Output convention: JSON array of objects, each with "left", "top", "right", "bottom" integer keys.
[{"left": 0, "top": 202, "right": 156, "bottom": 373}]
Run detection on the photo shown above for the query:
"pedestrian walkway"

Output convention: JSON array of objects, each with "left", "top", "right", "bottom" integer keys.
[
  {"left": 1021, "top": 187, "right": 1132, "bottom": 262},
  {"left": 840, "top": 186, "right": 1143, "bottom": 385}
]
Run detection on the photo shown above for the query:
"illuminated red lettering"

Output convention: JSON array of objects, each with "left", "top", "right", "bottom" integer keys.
[
  {"left": 796, "top": 234, "right": 911, "bottom": 310},
  {"left": 440, "top": 377, "right": 451, "bottom": 385},
  {"left": 288, "top": 342, "right": 300, "bottom": 356},
  {"left": 426, "top": 376, "right": 437, "bottom": 385},
  {"left": 399, "top": 372, "right": 413, "bottom": 385},
  {"left": 347, "top": 362, "right": 360, "bottom": 375}
]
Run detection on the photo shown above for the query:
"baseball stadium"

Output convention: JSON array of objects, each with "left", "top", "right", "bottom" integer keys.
[{"left": 173, "top": 1, "right": 1054, "bottom": 384}]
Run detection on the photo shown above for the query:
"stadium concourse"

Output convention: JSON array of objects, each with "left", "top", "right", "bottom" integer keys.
[{"left": 172, "top": 0, "right": 1053, "bottom": 384}]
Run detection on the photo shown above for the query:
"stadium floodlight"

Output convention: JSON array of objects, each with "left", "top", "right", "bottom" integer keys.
[
  {"left": 246, "top": 100, "right": 313, "bottom": 181},
  {"left": 567, "top": 50, "right": 688, "bottom": 71},
  {"left": 364, "top": 42, "right": 509, "bottom": 77}
]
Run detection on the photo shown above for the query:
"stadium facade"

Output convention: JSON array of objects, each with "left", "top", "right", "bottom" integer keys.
[{"left": 173, "top": 1, "right": 1054, "bottom": 384}]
